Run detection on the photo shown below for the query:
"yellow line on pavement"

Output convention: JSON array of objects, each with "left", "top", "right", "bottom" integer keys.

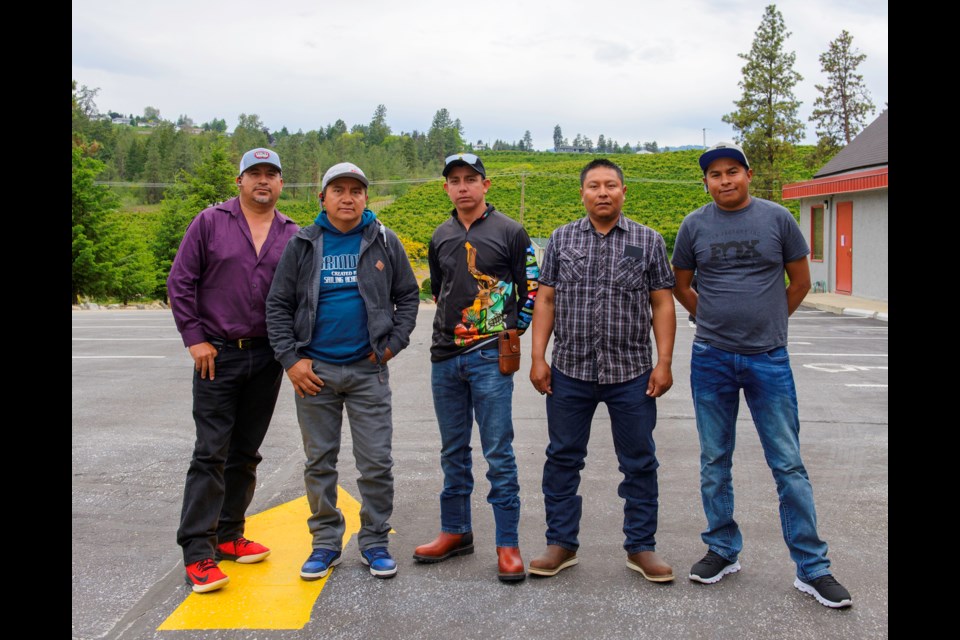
[{"left": 158, "top": 486, "right": 361, "bottom": 630}]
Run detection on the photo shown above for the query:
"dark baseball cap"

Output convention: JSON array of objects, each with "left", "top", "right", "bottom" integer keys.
[{"left": 442, "top": 152, "right": 486, "bottom": 179}]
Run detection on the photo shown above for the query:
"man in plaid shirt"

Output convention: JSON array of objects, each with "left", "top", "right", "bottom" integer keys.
[{"left": 528, "top": 158, "right": 677, "bottom": 582}]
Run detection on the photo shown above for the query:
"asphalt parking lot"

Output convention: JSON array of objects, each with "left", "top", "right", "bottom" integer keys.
[{"left": 72, "top": 303, "right": 888, "bottom": 639}]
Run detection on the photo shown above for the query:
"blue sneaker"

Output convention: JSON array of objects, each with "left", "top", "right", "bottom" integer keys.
[
  {"left": 360, "top": 547, "right": 398, "bottom": 578},
  {"left": 300, "top": 548, "right": 342, "bottom": 581}
]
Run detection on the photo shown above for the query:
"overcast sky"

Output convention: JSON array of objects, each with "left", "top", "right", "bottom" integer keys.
[{"left": 72, "top": 0, "right": 888, "bottom": 151}]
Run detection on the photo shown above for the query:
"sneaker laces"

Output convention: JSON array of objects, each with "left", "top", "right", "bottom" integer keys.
[
  {"left": 811, "top": 574, "right": 841, "bottom": 587},
  {"left": 700, "top": 552, "right": 728, "bottom": 567},
  {"left": 196, "top": 558, "right": 217, "bottom": 572},
  {"left": 365, "top": 547, "right": 391, "bottom": 561},
  {"left": 232, "top": 537, "right": 253, "bottom": 550}
]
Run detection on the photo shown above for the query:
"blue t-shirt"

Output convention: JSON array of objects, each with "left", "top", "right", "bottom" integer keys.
[
  {"left": 304, "top": 210, "right": 376, "bottom": 363},
  {"left": 671, "top": 197, "right": 809, "bottom": 354}
]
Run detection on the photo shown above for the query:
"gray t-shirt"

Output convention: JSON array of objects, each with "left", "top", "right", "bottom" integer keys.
[{"left": 671, "top": 197, "right": 809, "bottom": 354}]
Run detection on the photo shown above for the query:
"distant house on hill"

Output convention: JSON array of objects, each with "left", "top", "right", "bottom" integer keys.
[
  {"left": 782, "top": 109, "right": 888, "bottom": 302},
  {"left": 554, "top": 145, "right": 589, "bottom": 153},
  {"left": 111, "top": 117, "right": 132, "bottom": 125}
]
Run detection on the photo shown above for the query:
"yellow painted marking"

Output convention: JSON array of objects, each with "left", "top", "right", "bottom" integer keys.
[{"left": 158, "top": 486, "right": 361, "bottom": 630}]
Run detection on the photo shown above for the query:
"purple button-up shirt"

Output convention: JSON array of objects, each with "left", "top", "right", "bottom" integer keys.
[{"left": 167, "top": 196, "right": 300, "bottom": 347}]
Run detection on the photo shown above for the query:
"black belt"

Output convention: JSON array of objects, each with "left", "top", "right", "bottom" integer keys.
[{"left": 208, "top": 337, "right": 269, "bottom": 350}]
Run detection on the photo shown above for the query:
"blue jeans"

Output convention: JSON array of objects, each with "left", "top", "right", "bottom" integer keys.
[
  {"left": 690, "top": 341, "right": 831, "bottom": 581},
  {"left": 543, "top": 367, "right": 660, "bottom": 553},
  {"left": 431, "top": 347, "right": 520, "bottom": 547}
]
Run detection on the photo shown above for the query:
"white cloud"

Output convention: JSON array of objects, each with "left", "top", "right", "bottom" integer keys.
[{"left": 72, "top": 0, "right": 888, "bottom": 149}]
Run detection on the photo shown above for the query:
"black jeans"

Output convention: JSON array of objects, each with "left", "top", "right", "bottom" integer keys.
[{"left": 177, "top": 342, "right": 282, "bottom": 563}]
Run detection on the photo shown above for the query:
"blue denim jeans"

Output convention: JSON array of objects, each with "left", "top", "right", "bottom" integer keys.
[
  {"left": 690, "top": 341, "right": 831, "bottom": 581},
  {"left": 543, "top": 367, "right": 660, "bottom": 554},
  {"left": 431, "top": 347, "right": 520, "bottom": 547}
]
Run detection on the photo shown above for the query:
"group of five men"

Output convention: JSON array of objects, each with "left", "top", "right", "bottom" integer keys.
[{"left": 165, "top": 143, "right": 852, "bottom": 610}]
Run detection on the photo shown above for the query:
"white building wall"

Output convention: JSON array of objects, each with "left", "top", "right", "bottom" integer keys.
[{"left": 798, "top": 188, "right": 887, "bottom": 302}]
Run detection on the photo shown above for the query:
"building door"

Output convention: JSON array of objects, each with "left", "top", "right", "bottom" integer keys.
[{"left": 835, "top": 201, "right": 853, "bottom": 294}]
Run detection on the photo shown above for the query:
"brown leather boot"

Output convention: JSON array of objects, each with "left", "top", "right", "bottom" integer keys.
[
  {"left": 412, "top": 531, "right": 474, "bottom": 563},
  {"left": 626, "top": 550, "right": 675, "bottom": 582},
  {"left": 497, "top": 547, "right": 526, "bottom": 582},
  {"left": 528, "top": 544, "right": 578, "bottom": 577}
]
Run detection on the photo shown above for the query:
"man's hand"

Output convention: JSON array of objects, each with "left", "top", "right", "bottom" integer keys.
[
  {"left": 530, "top": 359, "right": 552, "bottom": 396},
  {"left": 287, "top": 358, "right": 325, "bottom": 398},
  {"left": 646, "top": 362, "right": 673, "bottom": 398},
  {"left": 188, "top": 342, "right": 219, "bottom": 380},
  {"left": 368, "top": 347, "right": 395, "bottom": 364}
]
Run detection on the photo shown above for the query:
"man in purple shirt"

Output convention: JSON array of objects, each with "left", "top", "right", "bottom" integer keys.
[{"left": 167, "top": 147, "right": 299, "bottom": 593}]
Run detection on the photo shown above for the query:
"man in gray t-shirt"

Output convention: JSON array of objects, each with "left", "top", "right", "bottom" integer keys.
[{"left": 671, "top": 142, "right": 853, "bottom": 609}]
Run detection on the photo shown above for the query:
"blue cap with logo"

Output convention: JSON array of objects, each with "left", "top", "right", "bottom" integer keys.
[
  {"left": 239, "top": 148, "right": 282, "bottom": 176},
  {"left": 698, "top": 141, "right": 750, "bottom": 173}
]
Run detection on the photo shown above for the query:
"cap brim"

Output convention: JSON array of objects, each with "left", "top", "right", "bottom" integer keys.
[
  {"left": 323, "top": 172, "right": 369, "bottom": 188},
  {"left": 442, "top": 160, "right": 484, "bottom": 178},
  {"left": 239, "top": 161, "right": 282, "bottom": 176},
  {"left": 699, "top": 149, "right": 748, "bottom": 172}
]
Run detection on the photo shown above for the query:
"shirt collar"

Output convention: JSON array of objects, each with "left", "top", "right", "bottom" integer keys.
[{"left": 575, "top": 212, "right": 626, "bottom": 234}]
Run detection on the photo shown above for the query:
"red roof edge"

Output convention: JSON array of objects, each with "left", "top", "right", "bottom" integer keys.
[{"left": 782, "top": 167, "right": 888, "bottom": 200}]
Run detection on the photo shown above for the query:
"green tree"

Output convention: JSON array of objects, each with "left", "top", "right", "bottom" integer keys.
[
  {"left": 153, "top": 142, "right": 238, "bottom": 300},
  {"left": 809, "top": 30, "right": 876, "bottom": 160},
  {"left": 427, "top": 108, "right": 464, "bottom": 164},
  {"left": 368, "top": 104, "right": 391, "bottom": 146},
  {"left": 110, "top": 219, "right": 161, "bottom": 304},
  {"left": 143, "top": 106, "right": 161, "bottom": 122},
  {"left": 522, "top": 130, "right": 534, "bottom": 151},
  {"left": 232, "top": 113, "right": 269, "bottom": 155},
  {"left": 722, "top": 4, "right": 805, "bottom": 202},
  {"left": 553, "top": 124, "right": 563, "bottom": 150},
  {"left": 72, "top": 146, "right": 120, "bottom": 304}
]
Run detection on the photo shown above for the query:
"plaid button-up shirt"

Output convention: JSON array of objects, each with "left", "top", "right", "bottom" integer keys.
[{"left": 539, "top": 214, "right": 674, "bottom": 384}]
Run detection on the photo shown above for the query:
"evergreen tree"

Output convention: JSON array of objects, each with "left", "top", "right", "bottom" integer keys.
[
  {"left": 427, "top": 109, "right": 464, "bottom": 164},
  {"left": 232, "top": 113, "right": 270, "bottom": 155},
  {"left": 72, "top": 146, "right": 120, "bottom": 304},
  {"left": 368, "top": 104, "right": 391, "bottom": 146},
  {"left": 522, "top": 130, "right": 534, "bottom": 151},
  {"left": 153, "top": 142, "right": 238, "bottom": 300},
  {"left": 809, "top": 30, "right": 876, "bottom": 160},
  {"left": 722, "top": 4, "right": 805, "bottom": 202},
  {"left": 553, "top": 125, "right": 563, "bottom": 150}
]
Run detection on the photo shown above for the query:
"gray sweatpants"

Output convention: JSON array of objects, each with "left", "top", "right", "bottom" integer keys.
[{"left": 295, "top": 358, "right": 394, "bottom": 552}]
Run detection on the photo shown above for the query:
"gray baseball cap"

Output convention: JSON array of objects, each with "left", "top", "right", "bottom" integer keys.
[
  {"left": 321, "top": 162, "right": 369, "bottom": 191},
  {"left": 699, "top": 141, "right": 749, "bottom": 173},
  {"left": 238, "top": 148, "right": 282, "bottom": 176}
]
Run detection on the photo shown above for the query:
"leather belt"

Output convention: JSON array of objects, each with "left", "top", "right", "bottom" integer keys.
[{"left": 208, "top": 337, "right": 269, "bottom": 350}]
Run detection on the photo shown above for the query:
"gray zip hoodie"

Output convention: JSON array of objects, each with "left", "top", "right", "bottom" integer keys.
[{"left": 265, "top": 216, "right": 420, "bottom": 371}]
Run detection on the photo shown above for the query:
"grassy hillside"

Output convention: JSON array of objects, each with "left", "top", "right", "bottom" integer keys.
[{"left": 375, "top": 148, "right": 817, "bottom": 252}]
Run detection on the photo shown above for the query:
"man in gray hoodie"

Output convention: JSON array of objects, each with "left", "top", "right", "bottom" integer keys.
[{"left": 266, "top": 162, "right": 419, "bottom": 581}]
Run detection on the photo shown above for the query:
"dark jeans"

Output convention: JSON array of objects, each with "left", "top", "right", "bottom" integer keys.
[
  {"left": 543, "top": 367, "right": 660, "bottom": 553},
  {"left": 177, "top": 343, "right": 282, "bottom": 564}
]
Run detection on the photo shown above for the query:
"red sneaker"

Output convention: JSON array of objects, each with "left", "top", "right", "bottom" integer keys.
[
  {"left": 216, "top": 537, "right": 271, "bottom": 564},
  {"left": 185, "top": 559, "right": 229, "bottom": 593}
]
